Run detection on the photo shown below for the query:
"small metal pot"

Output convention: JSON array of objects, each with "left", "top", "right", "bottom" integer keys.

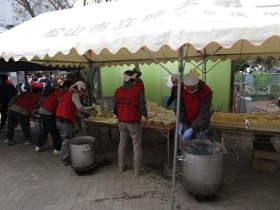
[
  {"left": 177, "top": 140, "right": 225, "bottom": 198},
  {"left": 70, "top": 136, "right": 96, "bottom": 169}
]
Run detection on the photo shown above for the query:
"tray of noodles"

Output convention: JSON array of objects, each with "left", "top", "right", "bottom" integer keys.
[{"left": 211, "top": 112, "right": 280, "bottom": 129}]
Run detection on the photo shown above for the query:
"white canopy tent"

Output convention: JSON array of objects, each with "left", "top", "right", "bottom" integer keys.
[
  {"left": 1, "top": 0, "right": 280, "bottom": 209},
  {"left": 0, "top": 0, "right": 279, "bottom": 68},
  {"left": 0, "top": 26, "right": 6, "bottom": 33}
]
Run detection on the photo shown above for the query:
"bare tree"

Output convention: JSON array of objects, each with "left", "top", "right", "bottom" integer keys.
[
  {"left": 12, "top": 0, "right": 116, "bottom": 21},
  {"left": 12, "top": 0, "right": 115, "bottom": 104},
  {"left": 13, "top": 0, "right": 36, "bottom": 18},
  {"left": 79, "top": 0, "right": 115, "bottom": 6},
  {"left": 12, "top": 0, "right": 75, "bottom": 20},
  {"left": 47, "top": 0, "right": 75, "bottom": 10}
]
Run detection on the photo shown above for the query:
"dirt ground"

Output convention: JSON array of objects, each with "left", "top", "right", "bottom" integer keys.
[{"left": 251, "top": 99, "right": 280, "bottom": 114}]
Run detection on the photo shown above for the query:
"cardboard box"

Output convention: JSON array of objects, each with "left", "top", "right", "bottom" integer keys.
[
  {"left": 252, "top": 150, "right": 279, "bottom": 172},
  {"left": 253, "top": 139, "right": 274, "bottom": 151},
  {"left": 251, "top": 140, "right": 280, "bottom": 172}
]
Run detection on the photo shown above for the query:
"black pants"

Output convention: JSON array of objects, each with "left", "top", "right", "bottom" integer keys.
[
  {"left": 0, "top": 103, "right": 8, "bottom": 127},
  {"left": 7, "top": 110, "right": 32, "bottom": 141},
  {"left": 36, "top": 114, "right": 62, "bottom": 151}
]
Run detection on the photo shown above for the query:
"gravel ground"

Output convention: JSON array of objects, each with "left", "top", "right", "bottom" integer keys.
[{"left": 251, "top": 99, "right": 280, "bottom": 114}]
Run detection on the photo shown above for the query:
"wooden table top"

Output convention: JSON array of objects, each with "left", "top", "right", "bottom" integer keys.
[
  {"left": 84, "top": 118, "right": 175, "bottom": 133},
  {"left": 210, "top": 121, "right": 280, "bottom": 135}
]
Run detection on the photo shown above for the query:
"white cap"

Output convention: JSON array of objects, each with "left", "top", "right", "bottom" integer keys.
[
  {"left": 124, "top": 70, "right": 134, "bottom": 82},
  {"left": 71, "top": 81, "right": 85, "bottom": 91},
  {"left": 124, "top": 74, "right": 132, "bottom": 82},
  {"left": 183, "top": 72, "right": 199, "bottom": 86}
]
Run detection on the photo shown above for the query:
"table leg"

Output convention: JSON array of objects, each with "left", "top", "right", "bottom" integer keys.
[
  {"left": 92, "top": 125, "right": 100, "bottom": 147},
  {"left": 213, "top": 129, "right": 217, "bottom": 142},
  {"left": 167, "top": 131, "right": 170, "bottom": 169},
  {"left": 220, "top": 133, "right": 225, "bottom": 146},
  {"left": 109, "top": 127, "right": 112, "bottom": 141},
  {"left": 160, "top": 131, "right": 170, "bottom": 169},
  {"left": 213, "top": 129, "right": 224, "bottom": 145}
]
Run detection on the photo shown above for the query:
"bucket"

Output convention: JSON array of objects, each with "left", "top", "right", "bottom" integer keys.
[{"left": 70, "top": 136, "right": 96, "bottom": 169}]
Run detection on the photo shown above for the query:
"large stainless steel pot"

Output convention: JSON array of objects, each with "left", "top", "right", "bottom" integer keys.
[
  {"left": 177, "top": 140, "right": 225, "bottom": 200},
  {"left": 70, "top": 136, "right": 96, "bottom": 169}
]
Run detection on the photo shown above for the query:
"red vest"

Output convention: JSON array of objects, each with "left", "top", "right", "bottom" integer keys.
[
  {"left": 56, "top": 90, "right": 77, "bottom": 122},
  {"left": 115, "top": 85, "right": 142, "bottom": 121},
  {"left": 41, "top": 89, "right": 65, "bottom": 114},
  {"left": 181, "top": 83, "right": 212, "bottom": 124},
  {"left": 14, "top": 92, "right": 41, "bottom": 114}
]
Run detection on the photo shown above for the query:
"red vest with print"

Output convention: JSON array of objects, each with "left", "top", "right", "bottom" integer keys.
[
  {"left": 115, "top": 85, "right": 142, "bottom": 121},
  {"left": 14, "top": 92, "right": 41, "bottom": 114},
  {"left": 56, "top": 90, "right": 77, "bottom": 122},
  {"left": 41, "top": 89, "right": 65, "bottom": 114},
  {"left": 181, "top": 83, "right": 212, "bottom": 124}
]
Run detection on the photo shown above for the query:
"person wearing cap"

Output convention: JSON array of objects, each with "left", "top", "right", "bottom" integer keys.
[
  {"left": 35, "top": 80, "right": 74, "bottom": 154},
  {"left": 165, "top": 74, "right": 178, "bottom": 110},
  {"left": 178, "top": 71, "right": 213, "bottom": 143},
  {"left": 113, "top": 70, "right": 148, "bottom": 177},
  {"left": 31, "top": 76, "right": 44, "bottom": 90},
  {"left": 132, "top": 68, "right": 145, "bottom": 95},
  {"left": 56, "top": 81, "right": 91, "bottom": 167},
  {"left": 4, "top": 87, "right": 44, "bottom": 145}
]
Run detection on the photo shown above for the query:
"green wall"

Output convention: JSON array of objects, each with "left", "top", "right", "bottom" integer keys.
[
  {"left": 206, "top": 60, "right": 231, "bottom": 112},
  {"left": 100, "top": 60, "right": 231, "bottom": 112}
]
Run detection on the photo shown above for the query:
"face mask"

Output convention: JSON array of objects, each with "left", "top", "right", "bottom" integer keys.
[
  {"left": 187, "top": 88, "right": 198, "bottom": 93},
  {"left": 184, "top": 85, "right": 198, "bottom": 94}
]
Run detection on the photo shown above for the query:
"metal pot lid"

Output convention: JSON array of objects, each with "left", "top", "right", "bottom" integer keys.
[{"left": 182, "top": 140, "right": 224, "bottom": 156}]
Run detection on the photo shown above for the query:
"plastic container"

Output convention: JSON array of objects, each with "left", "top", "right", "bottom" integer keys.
[{"left": 103, "top": 101, "right": 108, "bottom": 117}]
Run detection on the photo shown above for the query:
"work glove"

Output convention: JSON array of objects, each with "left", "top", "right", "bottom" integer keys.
[
  {"left": 177, "top": 123, "right": 187, "bottom": 136},
  {"left": 182, "top": 128, "right": 194, "bottom": 142}
]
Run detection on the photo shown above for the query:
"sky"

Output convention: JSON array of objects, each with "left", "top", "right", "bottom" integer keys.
[{"left": 0, "top": 0, "right": 15, "bottom": 26}]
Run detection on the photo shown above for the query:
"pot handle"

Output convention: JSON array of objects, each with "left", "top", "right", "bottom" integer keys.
[
  {"left": 177, "top": 155, "right": 187, "bottom": 162},
  {"left": 83, "top": 145, "right": 91, "bottom": 152},
  {"left": 223, "top": 148, "right": 227, "bottom": 154}
]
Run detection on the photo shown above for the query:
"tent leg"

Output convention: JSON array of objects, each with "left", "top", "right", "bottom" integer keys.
[{"left": 170, "top": 47, "right": 184, "bottom": 210}]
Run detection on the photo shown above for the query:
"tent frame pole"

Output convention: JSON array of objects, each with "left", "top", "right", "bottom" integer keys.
[
  {"left": 189, "top": 46, "right": 222, "bottom": 71},
  {"left": 141, "top": 47, "right": 173, "bottom": 75},
  {"left": 141, "top": 45, "right": 223, "bottom": 208},
  {"left": 170, "top": 46, "right": 222, "bottom": 209},
  {"left": 170, "top": 46, "right": 184, "bottom": 210}
]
